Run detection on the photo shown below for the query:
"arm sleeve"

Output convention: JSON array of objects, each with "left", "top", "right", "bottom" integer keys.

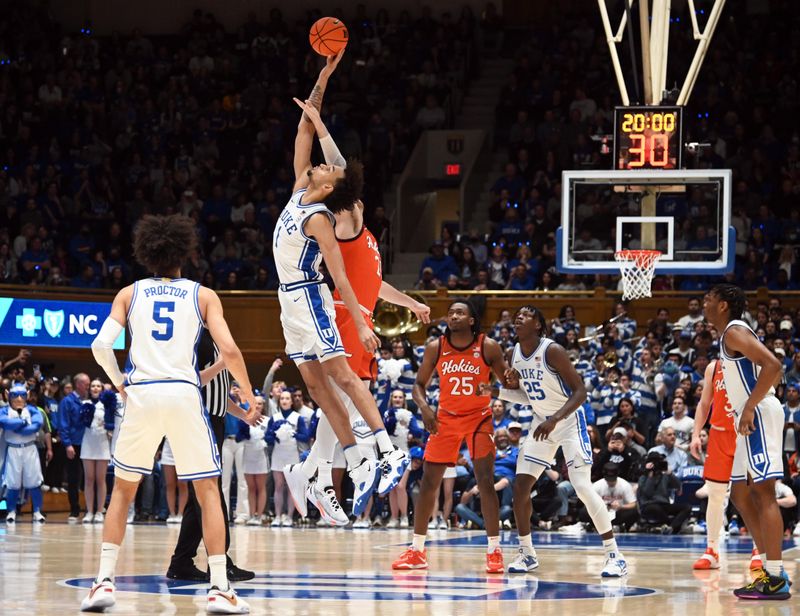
[
  {"left": 91, "top": 318, "right": 125, "bottom": 387},
  {"left": 498, "top": 387, "right": 530, "bottom": 405},
  {"left": 318, "top": 134, "right": 347, "bottom": 168}
]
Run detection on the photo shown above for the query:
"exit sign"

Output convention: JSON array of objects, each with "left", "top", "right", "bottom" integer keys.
[{"left": 445, "top": 163, "right": 461, "bottom": 177}]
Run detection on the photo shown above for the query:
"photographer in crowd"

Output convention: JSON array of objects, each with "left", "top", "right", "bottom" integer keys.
[{"left": 637, "top": 451, "right": 691, "bottom": 535}]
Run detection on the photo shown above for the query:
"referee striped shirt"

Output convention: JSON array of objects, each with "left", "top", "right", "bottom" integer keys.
[{"left": 197, "top": 329, "right": 230, "bottom": 417}]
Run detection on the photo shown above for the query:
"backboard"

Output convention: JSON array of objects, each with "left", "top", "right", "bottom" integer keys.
[{"left": 556, "top": 169, "right": 734, "bottom": 275}]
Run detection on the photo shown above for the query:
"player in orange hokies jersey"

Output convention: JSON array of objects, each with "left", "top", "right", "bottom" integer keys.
[
  {"left": 691, "top": 359, "right": 761, "bottom": 571},
  {"left": 392, "top": 300, "right": 510, "bottom": 573},
  {"left": 284, "top": 199, "right": 430, "bottom": 525}
]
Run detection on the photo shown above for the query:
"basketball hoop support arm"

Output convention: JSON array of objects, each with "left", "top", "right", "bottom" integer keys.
[
  {"left": 677, "top": 0, "right": 726, "bottom": 105},
  {"left": 597, "top": 0, "right": 634, "bottom": 106}
]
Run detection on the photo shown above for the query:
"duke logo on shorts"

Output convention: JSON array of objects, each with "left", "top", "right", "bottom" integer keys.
[
  {"left": 511, "top": 339, "right": 593, "bottom": 475},
  {"left": 719, "top": 320, "right": 784, "bottom": 482},
  {"left": 273, "top": 189, "right": 344, "bottom": 365},
  {"left": 112, "top": 277, "right": 221, "bottom": 482}
]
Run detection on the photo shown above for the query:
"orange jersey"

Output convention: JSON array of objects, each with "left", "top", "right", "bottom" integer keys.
[
  {"left": 709, "top": 360, "right": 735, "bottom": 430},
  {"left": 332, "top": 226, "right": 382, "bottom": 317},
  {"left": 436, "top": 333, "right": 493, "bottom": 414}
]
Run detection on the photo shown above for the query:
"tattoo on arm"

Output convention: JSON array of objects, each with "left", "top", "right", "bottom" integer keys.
[{"left": 302, "top": 83, "right": 326, "bottom": 122}]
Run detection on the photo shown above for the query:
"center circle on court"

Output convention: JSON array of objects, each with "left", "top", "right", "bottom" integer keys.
[{"left": 62, "top": 572, "right": 658, "bottom": 601}]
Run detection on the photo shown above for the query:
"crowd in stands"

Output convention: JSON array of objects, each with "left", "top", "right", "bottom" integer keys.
[
  {"left": 0, "top": 2, "right": 479, "bottom": 290},
  {"left": 4, "top": 293, "right": 800, "bottom": 536},
  {"left": 417, "top": 1, "right": 800, "bottom": 292}
]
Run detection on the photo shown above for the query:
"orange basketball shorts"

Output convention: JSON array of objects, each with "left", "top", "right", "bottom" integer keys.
[
  {"left": 334, "top": 307, "right": 377, "bottom": 381},
  {"left": 423, "top": 407, "right": 495, "bottom": 466},
  {"left": 703, "top": 425, "right": 737, "bottom": 483}
]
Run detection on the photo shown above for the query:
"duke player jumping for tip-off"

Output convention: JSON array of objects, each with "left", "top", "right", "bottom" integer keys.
[
  {"left": 703, "top": 284, "right": 791, "bottom": 600},
  {"left": 82, "top": 214, "right": 258, "bottom": 614},
  {"left": 500, "top": 306, "right": 627, "bottom": 577},
  {"left": 272, "top": 48, "right": 408, "bottom": 517}
]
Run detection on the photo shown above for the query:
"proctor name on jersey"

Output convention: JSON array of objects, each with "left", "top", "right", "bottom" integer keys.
[{"left": 143, "top": 285, "right": 190, "bottom": 300}]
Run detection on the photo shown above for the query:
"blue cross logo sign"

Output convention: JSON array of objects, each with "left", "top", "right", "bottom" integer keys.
[{"left": 16, "top": 308, "right": 42, "bottom": 337}]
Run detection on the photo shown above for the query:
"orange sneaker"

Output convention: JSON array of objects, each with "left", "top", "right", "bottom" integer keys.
[
  {"left": 693, "top": 548, "right": 720, "bottom": 570},
  {"left": 392, "top": 547, "right": 428, "bottom": 570},
  {"left": 750, "top": 549, "right": 763, "bottom": 571},
  {"left": 486, "top": 548, "right": 505, "bottom": 573}
]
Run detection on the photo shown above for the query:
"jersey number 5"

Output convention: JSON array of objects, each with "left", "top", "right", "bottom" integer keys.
[
  {"left": 448, "top": 376, "right": 474, "bottom": 396},
  {"left": 151, "top": 301, "right": 175, "bottom": 341}
]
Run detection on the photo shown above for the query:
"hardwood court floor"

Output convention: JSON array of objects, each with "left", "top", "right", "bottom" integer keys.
[{"left": 1, "top": 518, "right": 797, "bottom": 615}]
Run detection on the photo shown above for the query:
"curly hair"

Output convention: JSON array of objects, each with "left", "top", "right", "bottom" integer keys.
[
  {"left": 708, "top": 283, "right": 746, "bottom": 321},
  {"left": 325, "top": 159, "right": 364, "bottom": 214},
  {"left": 518, "top": 305, "right": 549, "bottom": 337},
  {"left": 133, "top": 214, "right": 197, "bottom": 275}
]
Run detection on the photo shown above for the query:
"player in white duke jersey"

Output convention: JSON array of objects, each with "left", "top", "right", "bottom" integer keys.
[
  {"left": 274, "top": 49, "right": 408, "bottom": 516},
  {"left": 703, "top": 284, "right": 791, "bottom": 600},
  {"left": 500, "top": 306, "right": 627, "bottom": 578},
  {"left": 82, "top": 214, "right": 258, "bottom": 614}
]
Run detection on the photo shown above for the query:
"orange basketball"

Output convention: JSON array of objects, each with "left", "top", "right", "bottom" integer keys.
[{"left": 309, "top": 17, "right": 348, "bottom": 56}]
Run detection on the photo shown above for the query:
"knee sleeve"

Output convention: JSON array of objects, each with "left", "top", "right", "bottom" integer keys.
[{"left": 570, "top": 466, "right": 612, "bottom": 535}]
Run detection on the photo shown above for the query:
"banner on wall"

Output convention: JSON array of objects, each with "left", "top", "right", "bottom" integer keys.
[{"left": 0, "top": 297, "right": 125, "bottom": 350}]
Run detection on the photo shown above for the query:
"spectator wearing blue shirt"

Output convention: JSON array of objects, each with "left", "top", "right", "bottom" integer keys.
[
  {"left": 68, "top": 224, "right": 95, "bottom": 265},
  {"left": 58, "top": 373, "right": 90, "bottom": 520},
  {"left": 491, "top": 163, "right": 526, "bottom": 202},
  {"left": 506, "top": 263, "right": 535, "bottom": 290},
  {"left": 491, "top": 399, "right": 511, "bottom": 431},
  {"left": 419, "top": 241, "right": 459, "bottom": 285}
]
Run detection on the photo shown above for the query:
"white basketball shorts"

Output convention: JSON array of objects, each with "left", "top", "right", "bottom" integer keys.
[
  {"left": 279, "top": 283, "right": 345, "bottom": 365},
  {"left": 731, "top": 395, "right": 785, "bottom": 483},
  {"left": 516, "top": 409, "right": 593, "bottom": 477},
  {"left": 113, "top": 382, "right": 221, "bottom": 482},
  {"left": 3, "top": 442, "right": 43, "bottom": 489}
]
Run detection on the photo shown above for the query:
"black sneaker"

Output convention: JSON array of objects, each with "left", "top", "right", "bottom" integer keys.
[
  {"left": 166, "top": 563, "right": 209, "bottom": 582},
  {"left": 226, "top": 564, "right": 255, "bottom": 582},
  {"left": 733, "top": 570, "right": 791, "bottom": 600}
]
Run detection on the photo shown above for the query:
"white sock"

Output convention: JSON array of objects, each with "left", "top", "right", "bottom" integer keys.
[
  {"left": 317, "top": 459, "right": 334, "bottom": 488},
  {"left": 97, "top": 542, "right": 120, "bottom": 583},
  {"left": 708, "top": 537, "right": 719, "bottom": 552},
  {"left": 766, "top": 559, "right": 783, "bottom": 575},
  {"left": 374, "top": 429, "right": 394, "bottom": 456},
  {"left": 208, "top": 554, "right": 228, "bottom": 591},
  {"left": 518, "top": 534, "right": 535, "bottom": 555},
  {"left": 412, "top": 534, "right": 426, "bottom": 551},
  {"left": 602, "top": 538, "right": 620, "bottom": 556},
  {"left": 343, "top": 444, "right": 362, "bottom": 469},
  {"left": 705, "top": 480, "right": 726, "bottom": 553},
  {"left": 487, "top": 536, "right": 500, "bottom": 553}
]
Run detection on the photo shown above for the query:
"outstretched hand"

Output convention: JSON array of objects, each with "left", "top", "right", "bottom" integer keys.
[
  {"left": 321, "top": 48, "right": 346, "bottom": 76},
  {"left": 293, "top": 97, "right": 323, "bottom": 128}
]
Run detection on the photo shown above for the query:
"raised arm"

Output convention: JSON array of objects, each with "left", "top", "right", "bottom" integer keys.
[
  {"left": 305, "top": 212, "right": 380, "bottom": 354},
  {"left": 723, "top": 325, "right": 783, "bottom": 436},
  {"left": 292, "top": 49, "right": 346, "bottom": 191},
  {"left": 378, "top": 281, "right": 431, "bottom": 324},
  {"left": 201, "top": 287, "right": 255, "bottom": 413}
]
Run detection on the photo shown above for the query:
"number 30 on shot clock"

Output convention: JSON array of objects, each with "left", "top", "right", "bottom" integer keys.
[{"left": 613, "top": 105, "right": 683, "bottom": 170}]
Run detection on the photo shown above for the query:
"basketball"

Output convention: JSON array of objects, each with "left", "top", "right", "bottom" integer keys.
[{"left": 309, "top": 17, "right": 348, "bottom": 56}]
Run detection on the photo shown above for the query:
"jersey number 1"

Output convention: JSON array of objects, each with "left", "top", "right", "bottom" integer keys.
[{"left": 151, "top": 301, "right": 175, "bottom": 341}]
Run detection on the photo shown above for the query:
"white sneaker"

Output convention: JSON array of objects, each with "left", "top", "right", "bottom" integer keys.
[
  {"left": 83, "top": 513, "right": 94, "bottom": 524},
  {"left": 80, "top": 578, "right": 116, "bottom": 612},
  {"left": 507, "top": 548, "right": 539, "bottom": 573},
  {"left": 68, "top": 515, "right": 79, "bottom": 523},
  {"left": 316, "top": 518, "right": 331, "bottom": 527},
  {"left": 558, "top": 522, "right": 585, "bottom": 535},
  {"left": 6, "top": 512, "right": 16, "bottom": 524},
  {"left": 32, "top": 511, "right": 46, "bottom": 523},
  {"left": 281, "top": 514, "right": 293, "bottom": 527},
  {"left": 352, "top": 519, "right": 370, "bottom": 529},
  {"left": 399, "top": 516, "right": 409, "bottom": 528},
  {"left": 41, "top": 485, "right": 51, "bottom": 492},
  {"left": 428, "top": 518, "right": 438, "bottom": 531},
  {"left": 385, "top": 517, "right": 399, "bottom": 529},
  {"left": 234, "top": 514, "right": 248, "bottom": 525},
  {"left": 377, "top": 448, "right": 409, "bottom": 496},
  {"left": 175, "top": 514, "right": 183, "bottom": 524},
  {"left": 307, "top": 481, "right": 349, "bottom": 526},
  {"left": 270, "top": 517, "right": 281, "bottom": 528},
  {"left": 283, "top": 463, "right": 309, "bottom": 518},
  {"left": 246, "top": 515, "right": 261, "bottom": 526},
  {"left": 793, "top": 522, "right": 800, "bottom": 537},
  {"left": 601, "top": 553, "right": 628, "bottom": 578},
  {"left": 207, "top": 585, "right": 250, "bottom": 614},
  {"left": 166, "top": 515, "right": 176, "bottom": 524},
  {"left": 93, "top": 512, "right": 104, "bottom": 524},
  {"left": 349, "top": 458, "right": 378, "bottom": 517},
  {"left": 437, "top": 518, "right": 448, "bottom": 530},
  {"left": 126, "top": 510, "right": 135, "bottom": 525}
]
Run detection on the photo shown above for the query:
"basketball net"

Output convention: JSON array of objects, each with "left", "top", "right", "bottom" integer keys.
[{"left": 614, "top": 250, "right": 661, "bottom": 300}]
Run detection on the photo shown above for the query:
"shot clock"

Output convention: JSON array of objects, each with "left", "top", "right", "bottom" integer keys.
[{"left": 613, "top": 106, "right": 683, "bottom": 170}]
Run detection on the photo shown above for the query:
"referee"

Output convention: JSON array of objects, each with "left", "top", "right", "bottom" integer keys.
[{"left": 166, "top": 328, "right": 255, "bottom": 582}]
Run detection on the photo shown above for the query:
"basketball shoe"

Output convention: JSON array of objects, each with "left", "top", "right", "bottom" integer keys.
[
  {"left": 601, "top": 552, "right": 628, "bottom": 577},
  {"left": 350, "top": 458, "right": 378, "bottom": 516},
  {"left": 693, "top": 548, "right": 720, "bottom": 570},
  {"left": 507, "top": 549, "right": 539, "bottom": 573},
  {"left": 486, "top": 548, "right": 505, "bottom": 573},
  {"left": 392, "top": 547, "right": 428, "bottom": 570},
  {"left": 733, "top": 569, "right": 790, "bottom": 600},
  {"left": 283, "top": 463, "right": 309, "bottom": 518},
  {"left": 207, "top": 586, "right": 250, "bottom": 613},
  {"left": 306, "top": 480, "right": 349, "bottom": 526},
  {"left": 377, "top": 448, "right": 409, "bottom": 496},
  {"left": 80, "top": 578, "right": 116, "bottom": 611}
]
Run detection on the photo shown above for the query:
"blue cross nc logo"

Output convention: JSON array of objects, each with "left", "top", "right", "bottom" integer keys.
[{"left": 16, "top": 307, "right": 42, "bottom": 337}]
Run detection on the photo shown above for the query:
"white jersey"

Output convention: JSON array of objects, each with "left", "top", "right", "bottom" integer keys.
[
  {"left": 125, "top": 277, "right": 204, "bottom": 387},
  {"left": 272, "top": 189, "right": 335, "bottom": 291},
  {"left": 511, "top": 338, "right": 572, "bottom": 417},
  {"left": 719, "top": 319, "right": 777, "bottom": 414}
]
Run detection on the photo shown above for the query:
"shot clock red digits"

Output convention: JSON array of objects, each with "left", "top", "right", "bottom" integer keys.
[{"left": 613, "top": 105, "right": 683, "bottom": 171}]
